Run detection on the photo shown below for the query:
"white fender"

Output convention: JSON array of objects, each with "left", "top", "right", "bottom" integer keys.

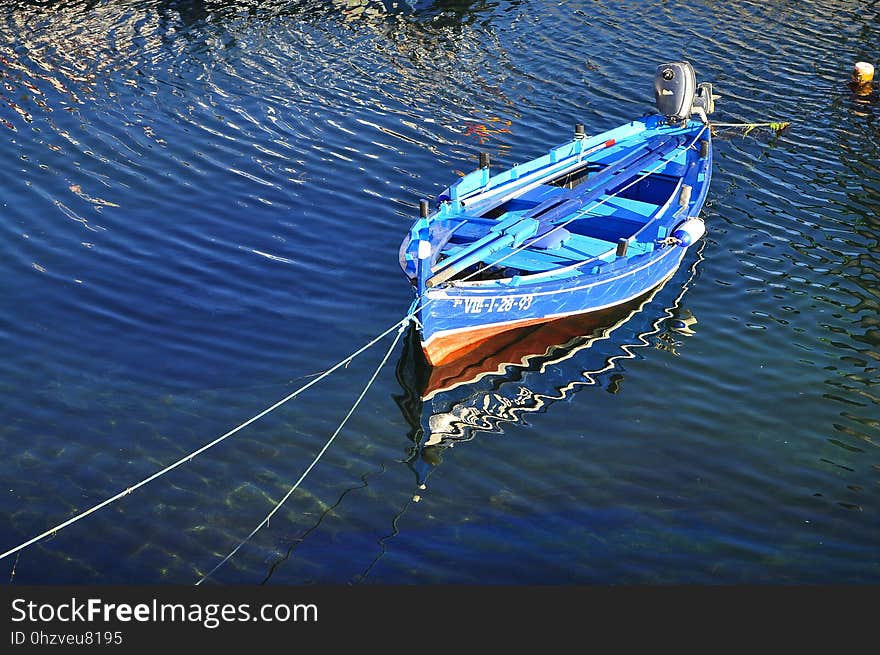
[{"left": 672, "top": 218, "right": 706, "bottom": 247}]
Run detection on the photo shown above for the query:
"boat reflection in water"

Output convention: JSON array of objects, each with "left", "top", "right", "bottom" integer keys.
[{"left": 394, "top": 280, "right": 699, "bottom": 486}]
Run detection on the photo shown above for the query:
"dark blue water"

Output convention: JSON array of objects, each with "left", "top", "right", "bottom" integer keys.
[{"left": 1, "top": 0, "right": 878, "bottom": 584}]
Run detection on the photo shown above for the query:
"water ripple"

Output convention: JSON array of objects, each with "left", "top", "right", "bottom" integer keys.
[{"left": 1, "top": 0, "right": 879, "bottom": 584}]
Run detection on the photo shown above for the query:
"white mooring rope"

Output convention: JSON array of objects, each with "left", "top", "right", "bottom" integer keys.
[
  {"left": 0, "top": 313, "right": 416, "bottom": 564},
  {"left": 195, "top": 320, "right": 408, "bottom": 585}
]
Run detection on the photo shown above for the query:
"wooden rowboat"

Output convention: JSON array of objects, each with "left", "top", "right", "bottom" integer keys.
[{"left": 400, "top": 61, "right": 715, "bottom": 366}]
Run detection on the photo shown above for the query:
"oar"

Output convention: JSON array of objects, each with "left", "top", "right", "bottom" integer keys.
[
  {"left": 426, "top": 217, "right": 540, "bottom": 287},
  {"left": 459, "top": 137, "right": 619, "bottom": 215},
  {"left": 429, "top": 213, "right": 532, "bottom": 274},
  {"left": 523, "top": 134, "right": 685, "bottom": 228}
]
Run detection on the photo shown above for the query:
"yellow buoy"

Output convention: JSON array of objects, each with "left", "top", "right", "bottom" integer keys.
[{"left": 850, "top": 61, "right": 874, "bottom": 95}]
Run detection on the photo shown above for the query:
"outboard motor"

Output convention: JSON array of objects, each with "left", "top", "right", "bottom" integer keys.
[{"left": 653, "top": 61, "right": 715, "bottom": 124}]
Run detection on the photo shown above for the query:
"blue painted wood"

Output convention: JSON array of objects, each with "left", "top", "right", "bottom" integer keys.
[
  {"left": 398, "top": 113, "right": 713, "bottom": 358},
  {"left": 521, "top": 134, "right": 683, "bottom": 227}
]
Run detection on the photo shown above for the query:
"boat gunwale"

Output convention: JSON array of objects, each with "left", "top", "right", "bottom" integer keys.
[{"left": 424, "top": 237, "right": 686, "bottom": 300}]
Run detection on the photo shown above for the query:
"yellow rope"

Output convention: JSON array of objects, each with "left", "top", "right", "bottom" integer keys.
[{"left": 710, "top": 121, "right": 791, "bottom": 136}]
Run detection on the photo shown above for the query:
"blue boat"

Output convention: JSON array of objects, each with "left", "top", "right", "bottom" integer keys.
[{"left": 400, "top": 62, "right": 715, "bottom": 365}]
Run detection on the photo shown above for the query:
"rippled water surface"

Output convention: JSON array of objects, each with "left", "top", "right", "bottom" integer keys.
[{"left": 1, "top": 0, "right": 878, "bottom": 584}]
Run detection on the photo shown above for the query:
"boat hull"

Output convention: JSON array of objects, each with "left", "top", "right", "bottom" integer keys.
[
  {"left": 401, "top": 113, "right": 713, "bottom": 367},
  {"left": 418, "top": 243, "right": 687, "bottom": 366},
  {"left": 419, "top": 286, "right": 662, "bottom": 398}
]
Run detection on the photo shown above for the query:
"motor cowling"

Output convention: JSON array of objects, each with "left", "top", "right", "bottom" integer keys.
[{"left": 654, "top": 61, "right": 697, "bottom": 123}]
